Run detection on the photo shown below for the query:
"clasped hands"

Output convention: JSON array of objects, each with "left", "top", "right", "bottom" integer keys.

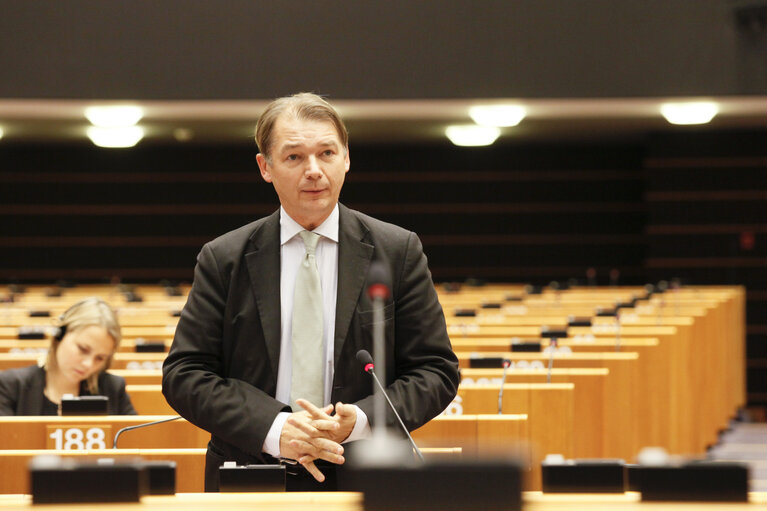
[{"left": 279, "top": 398, "right": 357, "bottom": 482}]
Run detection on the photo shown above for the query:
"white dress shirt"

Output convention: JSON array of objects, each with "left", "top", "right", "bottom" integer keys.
[{"left": 262, "top": 204, "right": 370, "bottom": 457}]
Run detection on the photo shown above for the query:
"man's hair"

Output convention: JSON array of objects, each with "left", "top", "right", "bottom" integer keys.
[{"left": 255, "top": 92, "right": 349, "bottom": 161}]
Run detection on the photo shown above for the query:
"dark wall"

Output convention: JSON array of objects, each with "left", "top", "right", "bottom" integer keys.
[
  {"left": 0, "top": 139, "right": 646, "bottom": 283},
  {"left": 643, "top": 130, "right": 767, "bottom": 412},
  {"left": 0, "top": 0, "right": 762, "bottom": 100},
  {"left": 1, "top": 129, "right": 765, "bottom": 407}
]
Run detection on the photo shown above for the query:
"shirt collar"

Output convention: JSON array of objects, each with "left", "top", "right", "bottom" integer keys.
[{"left": 280, "top": 204, "right": 339, "bottom": 245}]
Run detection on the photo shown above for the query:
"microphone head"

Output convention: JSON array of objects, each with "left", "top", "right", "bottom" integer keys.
[
  {"left": 367, "top": 260, "right": 391, "bottom": 300},
  {"left": 356, "top": 349, "right": 374, "bottom": 365},
  {"left": 356, "top": 349, "right": 375, "bottom": 373}
]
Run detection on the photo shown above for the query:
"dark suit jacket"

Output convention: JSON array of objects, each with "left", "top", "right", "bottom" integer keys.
[
  {"left": 162, "top": 204, "right": 459, "bottom": 489},
  {"left": 0, "top": 365, "right": 137, "bottom": 415}
]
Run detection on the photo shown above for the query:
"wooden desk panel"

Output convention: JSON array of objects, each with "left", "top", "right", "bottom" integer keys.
[
  {"left": 459, "top": 369, "right": 623, "bottom": 459},
  {"left": 412, "top": 414, "right": 528, "bottom": 456},
  {"left": 458, "top": 352, "right": 643, "bottom": 456},
  {"left": 0, "top": 447, "right": 461, "bottom": 495},
  {"left": 0, "top": 448, "right": 205, "bottom": 494},
  {"left": 127, "top": 385, "right": 175, "bottom": 415},
  {"left": 0, "top": 416, "right": 208, "bottom": 450},
  {"left": 0, "top": 353, "right": 167, "bottom": 371},
  {"left": 0, "top": 490, "right": 765, "bottom": 510}
]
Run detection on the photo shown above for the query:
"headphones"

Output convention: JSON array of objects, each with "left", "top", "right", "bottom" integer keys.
[{"left": 53, "top": 324, "right": 67, "bottom": 341}]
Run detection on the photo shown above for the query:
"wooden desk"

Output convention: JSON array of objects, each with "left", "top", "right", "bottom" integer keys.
[
  {"left": 0, "top": 416, "right": 209, "bottom": 450},
  {"left": 0, "top": 447, "right": 462, "bottom": 495},
  {"left": 459, "top": 369, "right": 627, "bottom": 459},
  {"left": 127, "top": 385, "right": 175, "bottom": 415},
  {"left": 2, "top": 490, "right": 767, "bottom": 510},
  {"left": 413, "top": 414, "right": 529, "bottom": 456},
  {"left": 0, "top": 353, "right": 167, "bottom": 371},
  {"left": 0, "top": 414, "right": 491, "bottom": 458},
  {"left": 0, "top": 339, "right": 172, "bottom": 354},
  {"left": 0, "top": 448, "right": 205, "bottom": 494},
  {"left": 455, "top": 383, "right": 573, "bottom": 491},
  {"left": 457, "top": 352, "right": 645, "bottom": 454}
]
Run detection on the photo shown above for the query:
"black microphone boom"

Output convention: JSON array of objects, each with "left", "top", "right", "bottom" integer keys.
[
  {"left": 356, "top": 349, "right": 424, "bottom": 463},
  {"left": 113, "top": 416, "right": 183, "bottom": 449}
]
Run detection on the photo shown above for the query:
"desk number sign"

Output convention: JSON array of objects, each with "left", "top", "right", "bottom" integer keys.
[{"left": 46, "top": 425, "right": 112, "bottom": 450}]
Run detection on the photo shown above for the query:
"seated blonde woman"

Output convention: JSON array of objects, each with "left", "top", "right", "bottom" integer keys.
[{"left": 0, "top": 297, "right": 136, "bottom": 415}]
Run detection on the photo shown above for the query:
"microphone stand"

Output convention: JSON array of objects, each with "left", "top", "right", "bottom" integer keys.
[
  {"left": 113, "top": 416, "right": 183, "bottom": 449},
  {"left": 366, "top": 366, "right": 424, "bottom": 463},
  {"left": 371, "top": 292, "right": 387, "bottom": 439},
  {"left": 547, "top": 338, "right": 557, "bottom": 384},
  {"left": 497, "top": 359, "right": 511, "bottom": 414},
  {"left": 355, "top": 261, "right": 422, "bottom": 466}
]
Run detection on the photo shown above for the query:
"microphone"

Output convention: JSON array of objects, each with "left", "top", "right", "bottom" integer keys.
[
  {"left": 365, "top": 260, "right": 392, "bottom": 437},
  {"left": 113, "top": 416, "right": 183, "bottom": 449},
  {"left": 547, "top": 338, "right": 557, "bottom": 384},
  {"left": 367, "top": 260, "right": 391, "bottom": 301},
  {"left": 497, "top": 359, "right": 511, "bottom": 414},
  {"left": 356, "top": 349, "right": 424, "bottom": 462}
]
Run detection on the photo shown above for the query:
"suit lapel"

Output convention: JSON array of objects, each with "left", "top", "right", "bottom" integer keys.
[
  {"left": 335, "top": 205, "right": 374, "bottom": 368},
  {"left": 244, "top": 210, "right": 282, "bottom": 378}
]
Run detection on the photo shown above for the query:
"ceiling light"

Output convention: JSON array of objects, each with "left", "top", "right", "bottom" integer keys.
[
  {"left": 445, "top": 125, "right": 501, "bottom": 147},
  {"left": 173, "top": 128, "right": 194, "bottom": 142},
  {"left": 84, "top": 105, "right": 144, "bottom": 127},
  {"left": 469, "top": 105, "right": 526, "bottom": 127},
  {"left": 660, "top": 102, "right": 718, "bottom": 125},
  {"left": 0, "top": 126, "right": 4, "bottom": 140},
  {"left": 87, "top": 126, "right": 144, "bottom": 148}
]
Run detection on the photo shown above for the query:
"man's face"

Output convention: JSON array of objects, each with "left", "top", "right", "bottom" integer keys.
[{"left": 256, "top": 115, "right": 350, "bottom": 230}]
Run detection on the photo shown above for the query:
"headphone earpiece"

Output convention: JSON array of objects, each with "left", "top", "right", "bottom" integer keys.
[{"left": 53, "top": 325, "right": 67, "bottom": 341}]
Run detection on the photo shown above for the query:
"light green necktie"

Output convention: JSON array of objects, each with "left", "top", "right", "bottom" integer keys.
[{"left": 289, "top": 230, "right": 324, "bottom": 411}]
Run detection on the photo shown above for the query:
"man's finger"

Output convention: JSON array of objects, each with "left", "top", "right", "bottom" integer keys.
[
  {"left": 311, "top": 419, "right": 341, "bottom": 432},
  {"left": 300, "top": 460, "right": 325, "bottom": 483},
  {"left": 335, "top": 402, "right": 355, "bottom": 417},
  {"left": 296, "top": 398, "right": 334, "bottom": 419},
  {"left": 290, "top": 439, "right": 345, "bottom": 464},
  {"left": 290, "top": 437, "right": 345, "bottom": 457},
  {"left": 288, "top": 416, "right": 325, "bottom": 438}
]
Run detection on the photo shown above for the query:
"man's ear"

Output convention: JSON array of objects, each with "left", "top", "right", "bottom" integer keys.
[
  {"left": 256, "top": 153, "right": 272, "bottom": 182},
  {"left": 344, "top": 146, "right": 351, "bottom": 173}
]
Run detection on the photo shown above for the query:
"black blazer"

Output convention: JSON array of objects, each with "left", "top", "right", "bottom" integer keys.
[
  {"left": 0, "top": 365, "right": 137, "bottom": 415},
  {"left": 162, "top": 204, "right": 459, "bottom": 485}
]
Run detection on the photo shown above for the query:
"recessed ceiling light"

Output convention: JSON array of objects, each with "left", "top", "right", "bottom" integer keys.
[
  {"left": 87, "top": 126, "right": 144, "bottom": 148},
  {"left": 660, "top": 102, "right": 718, "bottom": 125},
  {"left": 173, "top": 128, "right": 194, "bottom": 142},
  {"left": 445, "top": 125, "right": 501, "bottom": 146},
  {"left": 84, "top": 106, "right": 144, "bottom": 127},
  {"left": 468, "top": 105, "right": 526, "bottom": 127}
]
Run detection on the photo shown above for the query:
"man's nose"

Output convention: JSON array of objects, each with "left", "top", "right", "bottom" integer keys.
[{"left": 305, "top": 156, "right": 323, "bottom": 178}]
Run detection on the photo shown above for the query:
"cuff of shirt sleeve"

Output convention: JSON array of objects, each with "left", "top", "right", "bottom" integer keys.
[
  {"left": 263, "top": 411, "right": 291, "bottom": 457},
  {"left": 343, "top": 405, "right": 371, "bottom": 443}
]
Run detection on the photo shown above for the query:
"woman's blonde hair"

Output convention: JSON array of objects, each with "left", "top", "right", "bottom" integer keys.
[{"left": 45, "top": 297, "right": 121, "bottom": 394}]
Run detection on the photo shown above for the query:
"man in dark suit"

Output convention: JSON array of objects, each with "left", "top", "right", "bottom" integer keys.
[{"left": 162, "top": 92, "right": 459, "bottom": 491}]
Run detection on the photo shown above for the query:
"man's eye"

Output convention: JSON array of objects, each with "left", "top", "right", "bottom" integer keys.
[
  {"left": 323, "top": 150, "right": 334, "bottom": 157},
  {"left": 286, "top": 154, "right": 298, "bottom": 161}
]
